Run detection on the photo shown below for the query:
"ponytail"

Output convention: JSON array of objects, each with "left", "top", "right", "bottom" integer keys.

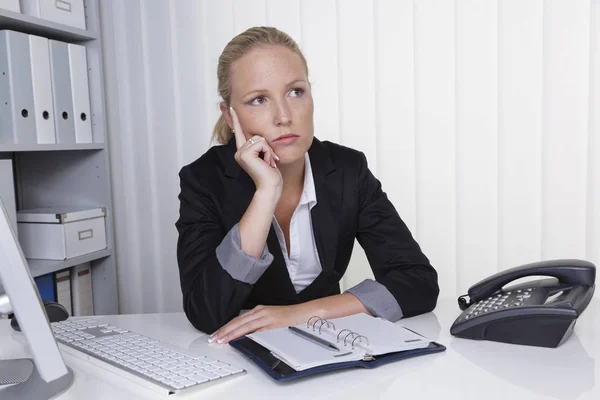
[{"left": 212, "top": 113, "right": 233, "bottom": 145}]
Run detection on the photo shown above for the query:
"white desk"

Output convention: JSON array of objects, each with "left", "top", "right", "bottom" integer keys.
[{"left": 1, "top": 298, "right": 598, "bottom": 400}]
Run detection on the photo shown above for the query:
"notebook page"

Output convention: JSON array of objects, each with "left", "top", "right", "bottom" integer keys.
[
  {"left": 247, "top": 326, "right": 366, "bottom": 371},
  {"left": 303, "top": 313, "right": 431, "bottom": 355}
]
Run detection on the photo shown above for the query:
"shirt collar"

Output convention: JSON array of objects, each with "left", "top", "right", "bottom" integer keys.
[{"left": 300, "top": 152, "right": 317, "bottom": 209}]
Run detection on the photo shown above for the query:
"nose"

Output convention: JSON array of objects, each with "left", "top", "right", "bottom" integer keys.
[{"left": 273, "top": 100, "right": 291, "bottom": 126}]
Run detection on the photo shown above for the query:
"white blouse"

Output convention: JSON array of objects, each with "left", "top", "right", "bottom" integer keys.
[{"left": 271, "top": 153, "right": 321, "bottom": 292}]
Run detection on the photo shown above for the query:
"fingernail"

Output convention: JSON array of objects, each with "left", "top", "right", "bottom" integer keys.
[
  {"left": 229, "top": 106, "right": 233, "bottom": 114},
  {"left": 274, "top": 155, "right": 280, "bottom": 161},
  {"left": 217, "top": 337, "right": 225, "bottom": 344},
  {"left": 207, "top": 336, "right": 215, "bottom": 343}
]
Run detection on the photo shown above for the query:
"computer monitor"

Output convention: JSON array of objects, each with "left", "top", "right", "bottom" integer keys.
[{"left": 0, "top": 197, "right": 73, "bottom": 399}]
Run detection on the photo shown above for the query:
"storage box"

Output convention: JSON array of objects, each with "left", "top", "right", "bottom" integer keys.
[
  {"left": 17, "top": 206, "right": 106, "bottom": 260},
  {"left": 0, "top": 0, "right": 21, "bottom": 13},
  {"left": 20, "top": 0, "right": 86, "bottom": 30}
]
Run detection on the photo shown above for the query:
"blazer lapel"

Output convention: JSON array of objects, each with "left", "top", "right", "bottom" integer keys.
[
  {"left": 223, "top": 140, "right": 254, "bottom": 219},
  {"left": 297, "top": 139, "right": 343, "bottom": 301},
  {"left": 308, "top": 139, "right": 342, "bottom": 273}
]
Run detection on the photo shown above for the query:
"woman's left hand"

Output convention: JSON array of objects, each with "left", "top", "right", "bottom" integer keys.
[{"left": 209, "top": 304, "right": 313, "bottom": 344}]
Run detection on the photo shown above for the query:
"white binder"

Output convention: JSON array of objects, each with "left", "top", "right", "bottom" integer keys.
[
  {"left": 70, "top": 262, "right": 93, "bottom": 316},
  {"left": 29, "top": 35, "right": 56, "bottom": 144},
  {"left": 20, "top": 0, "right": 86, "bottom": 30},
  {"left": 0, "top": 159, "right": 17, "bottom": 234},
  {"left": 49, "top": 40, "right": 75, "bottom": 144},
  {"left": 0, "top": 0, "right": 20, "bottom": 13},
  {"left": 54, "top": 269, "right": 72, "bottom": 317},
  {"left": 68, "top": 43, "right": 92, "bottom": 143},
  {"left": 0, "top": 30, "right": 37, "bottom": 144}
]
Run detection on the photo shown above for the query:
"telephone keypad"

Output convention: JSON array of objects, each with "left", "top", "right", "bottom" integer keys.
[{"left": 459, "top": 287, "right": 538, "bottom": 322}]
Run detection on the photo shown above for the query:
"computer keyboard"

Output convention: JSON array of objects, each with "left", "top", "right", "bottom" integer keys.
[{"left": 51, "top": 317, "right": 245, "bottom": 394}]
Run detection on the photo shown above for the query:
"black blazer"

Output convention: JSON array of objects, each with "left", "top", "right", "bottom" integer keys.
[{"left": 175, "top": 138, "right": 439, "bottom": 334}]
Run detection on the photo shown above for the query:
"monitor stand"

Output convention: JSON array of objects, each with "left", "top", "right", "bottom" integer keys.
[{"left": 0, "top": 359, "right": 74, "bottom": 400}]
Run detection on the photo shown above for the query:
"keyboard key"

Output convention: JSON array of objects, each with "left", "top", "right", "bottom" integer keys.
[
  {"left": 164, "top": 372, "right": 179, "bottom": 380},
  {"left": 189, "top": 374, "right": 210, "bottom": 384},
  {"left": 221, "top": 365, "right": 244, "bottom": 374},
  {"left": 172, "top": 367, "right": 188, "bottom": 374},
  {"left": 212, "top": 369, "right": 231, "bottom": 378},
  {"left": 180, "top": 379, "right": 197, "bottom": 388},
  {"left": 171, "top": 375, "right": 188, "bottom": 383},
  {"left": 211, "top": 362, "right": 230, "bottom": 368},
  {"left": 197, "top": 371, "right": 219, "bottom": 380},
  {"left": 156, "top": 370, "right": 171, "bottom": 378}
]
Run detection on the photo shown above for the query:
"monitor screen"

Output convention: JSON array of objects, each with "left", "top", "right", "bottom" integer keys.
[{"left": 0, "top": 197, "right": 68, "bottom": 383}]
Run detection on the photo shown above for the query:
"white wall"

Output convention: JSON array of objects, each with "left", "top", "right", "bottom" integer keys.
[{"left": 99, "top": 0, "right": 600, "bottom": 314}]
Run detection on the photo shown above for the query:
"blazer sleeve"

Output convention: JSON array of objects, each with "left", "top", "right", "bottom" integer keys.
[
  {"left": 176, "top": 166, "right": 259, "bottom": 334},
  {"left": 354, "top": 153, "right": 440, "bottom": 317}
]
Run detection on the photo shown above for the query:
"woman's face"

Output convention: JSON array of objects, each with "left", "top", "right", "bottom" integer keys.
[{"left": 226, "top": 45, "right": 314, "bottom": 165}]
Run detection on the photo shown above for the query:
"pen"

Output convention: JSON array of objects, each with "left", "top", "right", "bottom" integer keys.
[{"left": 288, "top": 326, "right": 340, "bottom": 352}]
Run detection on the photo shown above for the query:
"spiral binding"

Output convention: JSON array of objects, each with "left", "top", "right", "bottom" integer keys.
[
  {"left": 306, "top": 316, "right": 336, "bottom": 334},
  {"left": 306, "top": 316, "right": 370, "bottom": 350}
]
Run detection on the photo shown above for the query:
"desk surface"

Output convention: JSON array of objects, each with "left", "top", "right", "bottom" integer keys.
[{"left": 1, "top": 298, "right": 598, "bottom": 400}]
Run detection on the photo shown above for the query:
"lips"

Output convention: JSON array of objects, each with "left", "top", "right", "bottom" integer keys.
[
  {"left": 273, "top": 134, "right": 300, "bottom": 144},
  {"left": 274, "top": 133, "right": 299, "bottom": 141}
]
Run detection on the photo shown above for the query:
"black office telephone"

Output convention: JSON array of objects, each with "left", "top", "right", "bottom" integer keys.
[{"left": 450, "top": 259, "right": 596, "bottom": 348}]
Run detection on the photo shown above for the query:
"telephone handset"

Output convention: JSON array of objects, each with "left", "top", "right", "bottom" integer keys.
[{"left": 450, "top": 259, "right": 596, "bottom": 348}]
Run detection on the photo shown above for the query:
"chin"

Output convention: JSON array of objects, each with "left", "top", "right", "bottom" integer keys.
[
  {"left": 273, "top": 138, "right": 312, "bottom": 165},
  {"left": 276, "top": 152, "right": 305, "bottom": 166}
]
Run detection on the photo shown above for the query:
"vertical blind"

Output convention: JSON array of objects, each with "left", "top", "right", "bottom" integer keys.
[{"left": 99, "top": 0, "right": 600, "bottom": 313}]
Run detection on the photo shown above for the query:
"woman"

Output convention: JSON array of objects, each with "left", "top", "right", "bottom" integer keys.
[{"left": 176, "top": 27, "right": 439, "bottom": 344}]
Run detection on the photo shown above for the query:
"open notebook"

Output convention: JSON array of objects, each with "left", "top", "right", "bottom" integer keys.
[{"left": 246, "top": 313, "right": 431, "bottom": 371}]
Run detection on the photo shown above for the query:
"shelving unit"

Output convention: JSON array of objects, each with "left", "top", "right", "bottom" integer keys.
[
  {"left": 0, "top": 143, "right": 104, "bottom": 152},
  {"left": 29, "top": 249, "right": 111, "bottom": 278},
  {"left": 0, "top": 0, "right": 118, "bottom": 315},
  {"left": 0, "top": 7, "right": 94, "bottom": 41}
]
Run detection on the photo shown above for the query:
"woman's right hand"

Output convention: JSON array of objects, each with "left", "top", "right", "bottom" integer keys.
[{"left": 230, "top": 107, "right": 283, "bottom": 197}]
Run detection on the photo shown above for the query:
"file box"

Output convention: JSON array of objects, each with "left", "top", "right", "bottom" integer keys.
[
  {"left": 20, "top": 0, "right": 86, "bottom": 30},
  {"left": 17, "top": 206, "right": 107, "bottom": 260}
]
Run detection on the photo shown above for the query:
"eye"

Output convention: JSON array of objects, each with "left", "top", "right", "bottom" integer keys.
[
  {"left": 248, "top": 96, "right": 266, "bottom": 106},
  {"left": 289, "top": 88, "right": 305, "bottom": 97}
]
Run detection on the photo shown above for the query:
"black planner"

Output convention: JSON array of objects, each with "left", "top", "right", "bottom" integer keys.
[{"left": 229, "top": 313, "right": 446, "bottom": 381}]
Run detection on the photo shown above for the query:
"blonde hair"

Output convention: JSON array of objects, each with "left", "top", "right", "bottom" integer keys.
[{"left": 212, "top": 26, "right": 309, "bottom": 145}]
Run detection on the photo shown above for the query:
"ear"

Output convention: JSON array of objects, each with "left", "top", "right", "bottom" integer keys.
[{"left": 219, "top": 102, "right": 233, "bottom": 130}]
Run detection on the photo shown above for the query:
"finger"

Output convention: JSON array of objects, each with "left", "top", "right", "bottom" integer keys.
[
  {"left": 241, "top": 135, "right": 264, "bottom": 151},
  {"left": 209, "top": 315, "right": 242, "bottom": 342},
  {"left": 211, "top": 311, "right": 263, "bottom": 343},
  {"left": 218, "top": 317, "right": 269, "bottom": 343},
  {"left": 210, "top": 316, "right": 242, "bottom": 341},
  {"left": 263, "top": 149, "right": 273, "bottom": 167},
  {"left": 263, "top": 146, "right": 280, "bottom": 168},
  {"left": 244, "top": 137, "right": 279, "bottom": 168},
  {"left": 230, "top": 107, "right": 246, "bottom": 150}
]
